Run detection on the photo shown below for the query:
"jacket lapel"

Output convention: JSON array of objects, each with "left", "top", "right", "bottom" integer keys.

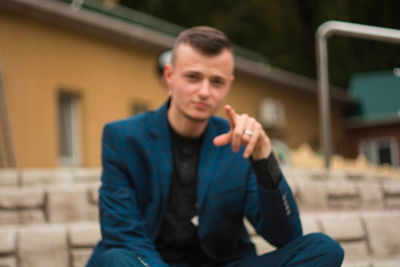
[
  {"left": 148, "top": 101, "right": 173, "bottom": 213},
  {"left": 197, "top": 119, "right": 222, "bottom": 214}
]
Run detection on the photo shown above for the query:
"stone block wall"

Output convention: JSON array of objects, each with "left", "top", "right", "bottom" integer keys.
[
  {"left": 0, "top": 223, "right": 101, "bottom": 267},
  {"left": 283, "top": 168, "right": 400, "bottom": 211},
  {"left": 0, "top": 168, "right": 400, "bottom": 267}
]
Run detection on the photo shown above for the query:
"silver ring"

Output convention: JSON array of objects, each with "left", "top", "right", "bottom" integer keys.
[{"left": 244, "top": 130, "right": 253, "bottom": 136}]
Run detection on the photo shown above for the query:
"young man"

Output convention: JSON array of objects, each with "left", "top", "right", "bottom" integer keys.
[{"left": 87, "top": 26, "right": 344, "bottom": 267}]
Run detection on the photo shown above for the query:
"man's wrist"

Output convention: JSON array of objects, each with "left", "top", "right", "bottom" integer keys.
[
  {"left": 251, "top": 143, "right": 271, "bottom": 160},
  {"left": 251, "top": 152, "right": 282, "bottom": 190}
]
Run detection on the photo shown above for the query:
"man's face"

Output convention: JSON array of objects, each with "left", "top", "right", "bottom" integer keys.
[{"left": 165, "top": 44, "right": 234, "bottom": 122}]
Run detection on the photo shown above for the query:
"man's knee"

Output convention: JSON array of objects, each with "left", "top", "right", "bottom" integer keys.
[
  {"left": 98, "top": 248, "right": 141, "bottom": 267},
  {"left": 304, "top": 233, "right": 344, "bottom": 265}
]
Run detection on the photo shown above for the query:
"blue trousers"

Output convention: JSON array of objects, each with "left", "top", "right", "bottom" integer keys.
[{"left": 96, "top": 233, "right": 344, "bottom": 267}]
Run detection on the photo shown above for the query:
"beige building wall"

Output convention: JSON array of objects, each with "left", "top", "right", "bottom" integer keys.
[
  {"left": 0, "top": 11, "right": 168, "bottom": 167},
  {"left": 0, "top": 10, "right": 345, "bottom": 168}
]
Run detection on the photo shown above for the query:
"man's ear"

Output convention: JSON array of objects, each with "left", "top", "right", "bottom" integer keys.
[{"left": 164, "top": 63, "right": 173, "bottom": 96}]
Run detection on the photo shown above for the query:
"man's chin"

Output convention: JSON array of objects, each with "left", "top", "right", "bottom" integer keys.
[
  {"left": 184, "top": 112, "right": 210, "bottom": 123},
  {"left": 176, "top": 105, "right": 212, "bottom": 122}
]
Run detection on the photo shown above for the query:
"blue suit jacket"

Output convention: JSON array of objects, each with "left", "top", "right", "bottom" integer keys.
[{"left": 87, "top": 100, "right": 302, "bottom": 267}]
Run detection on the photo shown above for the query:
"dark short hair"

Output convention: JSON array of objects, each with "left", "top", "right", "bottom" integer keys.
[{"left": 172, "top": 26, "right": 232, "bottom": 64}]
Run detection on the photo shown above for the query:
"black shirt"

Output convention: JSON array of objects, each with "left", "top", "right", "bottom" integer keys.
[
  {"left": 155, "top": 124, "right": 215, "bottom": 266},
  {"left": 155, "top": 123, "right": 282, "bottom": 266}
]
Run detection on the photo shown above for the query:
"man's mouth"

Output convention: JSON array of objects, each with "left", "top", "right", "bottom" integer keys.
[{"left": 193, "top": 101, "right": 210, "bottom": 109}]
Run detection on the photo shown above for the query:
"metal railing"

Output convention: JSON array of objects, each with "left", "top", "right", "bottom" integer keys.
[{"left": 315, "top": 20, "right": 400, "bottom": 169}]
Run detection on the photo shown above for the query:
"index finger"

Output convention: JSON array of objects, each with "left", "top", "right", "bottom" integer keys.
[{"left": 224, "top": 105, "right": 237, "bottom": 128}]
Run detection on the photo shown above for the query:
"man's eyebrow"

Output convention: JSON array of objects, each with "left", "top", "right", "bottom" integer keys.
[
  {"left": 211, "top": 75, "right": 227, "bottom": 81},
  {"left": 183, "top": 70, "right": 227, "bottom": 80},
  {"left": 184, "top": 70, "right": 201, "bottom": 75}
]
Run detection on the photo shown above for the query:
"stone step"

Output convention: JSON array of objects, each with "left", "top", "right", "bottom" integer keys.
[
  {"left": 0, "top": 222, "right": 99, "bottom": 267},
  {"left": 1, "top": 169, "right": 400, "bottom": 227},
  {"left": 1, "top": 167, "right": 399, "bottom": 266},
  {"left": 1, "top": 210, "right": 400, "bottom": 267},
  {"left": 1, "top": 167, "right": 399, "bottom": 186},
  {"left": 0, "top": 168, "right": 102, "bottom": 186},
  {"left": 283, "top": 170, "right": 400, "bottom": 211},
  {"left": 0, "top": 183, "right": 100, "bottom": 225},
  {"left": 342, "top": 258, "right": 400, "bottom": 267},
  {"left": 246, "top": 210, "right": 400, "bottom": 259}
]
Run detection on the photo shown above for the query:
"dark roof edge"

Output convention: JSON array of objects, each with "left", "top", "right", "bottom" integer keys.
[
  {"left": 0, "top": 0, "right": 353, "bottom": 103},
  {"left": 0, "top": 0, "right": 176, "bottom": 50},
  {"left": 344, "top": 117, "right": 400, "bottom": 130},
  {"left": 235, "top": 56, "right": 352, "bottom": 103}
]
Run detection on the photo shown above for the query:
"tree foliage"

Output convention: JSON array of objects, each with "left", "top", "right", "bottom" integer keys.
[{"left": 120, "top": 0, "right": 400, "bottom": 87}]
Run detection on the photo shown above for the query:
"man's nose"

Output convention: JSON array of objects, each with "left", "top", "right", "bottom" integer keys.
[{"left": 198, "top": 80, "right": 211, "bottom": 97}]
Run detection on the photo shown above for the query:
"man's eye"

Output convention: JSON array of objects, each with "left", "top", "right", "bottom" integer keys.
[
  {"left": 212, "top": 79, "right": 224, "bottom": 86},
  {"left": 186, "top": 75, "right": 199, "bottom": 81}
]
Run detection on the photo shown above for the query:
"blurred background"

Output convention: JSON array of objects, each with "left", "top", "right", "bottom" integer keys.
[
  {"left": 1, "top": 0, "right": 399, "bottom": 171},
  {"left": 0, "top": 1, "right": 400, "bottom": 266}
]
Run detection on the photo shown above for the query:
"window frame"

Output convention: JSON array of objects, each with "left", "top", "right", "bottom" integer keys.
[
  {"left": 58, "top": 91, "right": 82, "bottom": 166},
  {"left": 359, "top": 137, "right": 399, "bottom": 167}
]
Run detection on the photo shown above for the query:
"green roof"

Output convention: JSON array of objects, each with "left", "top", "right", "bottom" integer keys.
[{"left": 348, "top": 69, "right": 400, "bottom": 122}]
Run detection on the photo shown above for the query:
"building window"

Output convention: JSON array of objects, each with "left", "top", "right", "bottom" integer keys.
[
  {"left": 359, "top": 137, "right": 399, "bottom": 166},
  {"left": 258, "top": 98, "right": 286, "bottom": 129},
  {"left": 58, "top": 92, "right": 82, "bottom": 166}
]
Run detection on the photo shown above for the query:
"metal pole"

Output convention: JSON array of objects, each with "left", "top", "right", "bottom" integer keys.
[
  {"left": 316, "top": 36, "right": 331, "bottom": 169},
  {"left": 0, "top": 57, "right": 17, "bottom": 168},
  {"left": 315, "top": 20, "right": 400, "bottom": 170}
]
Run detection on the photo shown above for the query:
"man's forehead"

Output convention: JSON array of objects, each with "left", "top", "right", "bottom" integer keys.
[
  {"left": 174, "top": 44, "right": 234, "bottom": 74},
  {"left": 174, "top": 43, "right": 233, "bottom": 61}
]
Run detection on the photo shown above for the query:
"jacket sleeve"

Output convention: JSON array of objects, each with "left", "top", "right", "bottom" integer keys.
[
  {"left": 244, "top": 166, "right": 303, "bottom": 248},
  {"left": 99, "top": 124, "right": 169, "bottom": 267}
]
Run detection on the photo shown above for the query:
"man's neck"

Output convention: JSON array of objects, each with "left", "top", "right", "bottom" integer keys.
[{"left": 167, "top": 108, "right": 208, "bottom": 138}]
